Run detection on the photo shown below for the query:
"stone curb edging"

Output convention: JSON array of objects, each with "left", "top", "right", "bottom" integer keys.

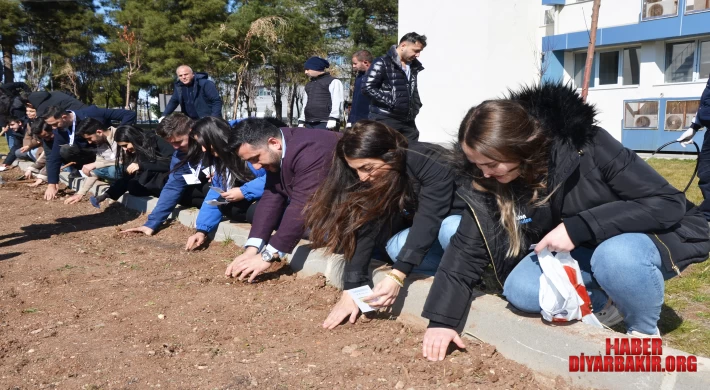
[{"left": 36, "top": 165, "right": 708, "bottom": 390}]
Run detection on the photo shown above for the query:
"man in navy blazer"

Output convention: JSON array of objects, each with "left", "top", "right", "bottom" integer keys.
[
  {"left": 42, "top": 105, "right": 136, "bottom": 200},
  {"left": 225, "top": 118, "right": 341, "bottom": 282}
]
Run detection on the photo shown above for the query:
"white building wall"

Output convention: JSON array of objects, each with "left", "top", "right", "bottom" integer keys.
[
  {"left": 398, "top": 0, "right": 543, "bottom": 143},
  {"left": 557, "top": 0, "right": 641, "bottom": 34},
  {"left": 561, "top": 40, "right": 708, "bottom": 140}
]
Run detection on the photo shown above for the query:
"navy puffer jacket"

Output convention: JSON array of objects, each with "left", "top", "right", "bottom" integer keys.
[{"left": 362, "top": 45, "right": 424, "bottom": 121}]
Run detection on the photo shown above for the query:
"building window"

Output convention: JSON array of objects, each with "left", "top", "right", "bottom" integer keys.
[
  {"left": 686, "top": 0, "right": 710, "bottom": 14},
  {"left": 623, "top": 48, "right": 641, "bottom": 85},
  {"left": 577, "top": 48, "right": 640, "bottom": 87},
  {"left": 642, "top": 0, "right": 679, "bottom": 20},
  {"left": 664, "top": 39, "right": 710, "bottom": 83},
  {"left": 665, "top": 100, "right": 700, "bottom": 130},
  {"left": 574, "top": 52, "right": 595, "bottom": 88},
  {"left": 624, "top": 101, "right": 659, "bottom": 129}
]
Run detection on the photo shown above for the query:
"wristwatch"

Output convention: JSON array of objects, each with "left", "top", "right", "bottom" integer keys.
[{"left": 261, "top": 249, "right": 278, "bottom": 262}]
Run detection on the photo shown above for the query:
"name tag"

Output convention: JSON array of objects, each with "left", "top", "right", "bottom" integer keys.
[{"left": 182, "top": 173, "right": 201, "bottom": 185}]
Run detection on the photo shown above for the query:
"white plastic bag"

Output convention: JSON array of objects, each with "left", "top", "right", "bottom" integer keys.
[{"left": 538, "top": 249, "right": 602, "bottom": 328}]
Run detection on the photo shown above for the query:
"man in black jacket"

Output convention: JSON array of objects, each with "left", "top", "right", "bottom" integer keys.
[
  {"left": 297, "top": 57, "right": 344, "bottom": 130},
  {"left": 363, "top": 32, "right": 426, "bottom": 141},
  {"left": 41, "top": 105, "right": 137, "bottom": 200},
  {"left": 346, "top": 50, "right": 373, "bottom": 129},
  {"left": 161, "top": 65, "right": 222, "bottom": 120}
]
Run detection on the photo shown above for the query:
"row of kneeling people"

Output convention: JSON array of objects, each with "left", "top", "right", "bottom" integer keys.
[{"left": 9, "top": 82, "right": 710, "bottom": 362}]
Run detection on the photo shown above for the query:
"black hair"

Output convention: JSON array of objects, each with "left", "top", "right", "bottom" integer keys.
[
  {"left": 75, "top": 117, "right": 105, "bottom": 137},
  {"left": 7, "top": 116, "right": 21, "bottom": 124},
  {"left": 179, "top": 117, "right": 255, "bottom": 186},
  {"left": 31, "top": 118, "right": 53, "bottom": 137},
  {"left": 42, "top": 105, "right": 68, "bottom": 120},
  {"left": 352, "top": 50, "right": 374, "bottom": 63},
  {"left": 228, "top": 118, "right": 283, "bottom": 151},
  {"left": 113, "top": 125, "right": 168, "bottom": 175},
  {"left": 399, "top": 32, "right": 427, "bottom": 48}
]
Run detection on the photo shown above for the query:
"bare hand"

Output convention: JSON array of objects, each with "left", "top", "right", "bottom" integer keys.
[
  {"left": 185, "top": 232, "right": 207, "bottom": 251},
  {"left": 24, "top": 169, "right": 33, "bottom": 179},
  {"left": 28, "top": 179, "right": 43, "bottom": 187},
  {"left": 120, "top": 226, "right": 155, "bottom": 236},
  {"left": 44, "top": 184, "right": 59, "bottom": 200},
  {"left": 422, "top": 328, "right": 466, "bottom": 362},
  {"left": 363, "top": 270, "right": 404, "bottom": 308},
  {"left": 64, "top": 193, "right": 83, "bottom": 205},
  {"left": 221, "top": 187, "right": 245, "bottom": 202},
  {"left": 81, "top": 163, "right": 96, "bottom": 177},
  {"left": 225, "top": 247, "right": 271, "bottom": 282},
  {"left": 20, "top": 146, "right": 30, "bottom": 153},
  {"left": 126, "top": 162, "right": 140, "bottom": 175},
  {"left": 323, "top": 291, "right": 361, "bottom": 330},
  {"left": 535, "top": 222, "right": 575, "bottom": 254}
]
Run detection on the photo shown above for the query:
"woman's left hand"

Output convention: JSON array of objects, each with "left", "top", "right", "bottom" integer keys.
[
  {"left": 363, "top": 270, "right": 405, "bottom": 308},
  {"left": 222, "top": 187, "right": 245, "bottom": 202},
  {"left": 535, "top": 222, "right": 575, "bottom": 254},
  {"left": 126, "top": 163, "right": 140, "bottom": 174}
]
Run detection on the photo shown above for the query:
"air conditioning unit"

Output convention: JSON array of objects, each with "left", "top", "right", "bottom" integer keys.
[
  {"left": 647, "top": 1, "right": 677, "bottom": 18},
  {"left": 634, "top": 115, "right": 658, "bottom": 128},
  {"left": 665, "top": 114, "right": 684, "bottom": 130}
]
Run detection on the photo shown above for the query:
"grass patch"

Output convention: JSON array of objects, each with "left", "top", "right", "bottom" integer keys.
[
  {"left": 0, "top": 137, "right": 8, "bottom": 155},
  {"left": 646, "top": 158, "right": 710, "bottom": 356}
]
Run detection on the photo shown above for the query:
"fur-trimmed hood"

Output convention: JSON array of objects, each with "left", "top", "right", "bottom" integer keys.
[{"left": 506, "top": 82, "right": 598, "bottom": 150}]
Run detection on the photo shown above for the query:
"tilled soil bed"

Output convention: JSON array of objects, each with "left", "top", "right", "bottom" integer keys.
[{"left": 0, "top": 175, "right": 579, "bottom": 389}]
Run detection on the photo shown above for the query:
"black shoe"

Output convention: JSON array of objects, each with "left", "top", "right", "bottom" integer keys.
[{"left": 68, "top": 169, "right": 82, "bottom": 179}]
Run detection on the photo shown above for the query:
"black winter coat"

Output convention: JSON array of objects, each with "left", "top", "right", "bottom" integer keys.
[
  {"left": 423, "top": 83, "right": 710, "bottom": 329},
  {"left": 362, "top": 45, "right": 423, "bottom": 122},
  {"left": 27, "top": 91, "right": 87, "bottom": 117},
  {"left": 343, "top": 142, "right": 465, "bottom": 290}
]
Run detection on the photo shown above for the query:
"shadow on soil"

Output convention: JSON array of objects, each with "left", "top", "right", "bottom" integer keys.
[{"left": 0, "top": 203, "right": 140, "bottom": 248}]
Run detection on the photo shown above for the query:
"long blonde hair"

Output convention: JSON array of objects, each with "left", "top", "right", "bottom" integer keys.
[{"left": 457, "top": 100, "right": 552, "bottom": 258}]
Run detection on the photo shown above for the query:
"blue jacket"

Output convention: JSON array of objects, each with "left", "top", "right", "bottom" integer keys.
[
  {"left": 195, "top": 163, "right": 266, "bottom": 233},
  {"left": 46, "top": 106, "right": 137, "bottom": 184},
  {"left": 348, "top": 71, "right": 370, "bottom": 125},
  {"left": 163, "top": 72, "right": 223, "bottom": 119},
  {"left": 144, "top": 150, "right": 193, "bottom": 231},
  {"left": 693, "top": 78, "right": 710, "bottom": 128}
]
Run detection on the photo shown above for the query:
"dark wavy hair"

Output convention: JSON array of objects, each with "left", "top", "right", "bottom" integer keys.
[
  {"left": 304, "top": 120, "right": 412, "bottom": 260},
  {"left": 178, "top": 117, "right": 256, "bottom": 186},
  {"left": 113, "top": 125, "right": 167, "bottom": 175}
]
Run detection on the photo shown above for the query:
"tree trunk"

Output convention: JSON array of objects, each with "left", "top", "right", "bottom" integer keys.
[
  {"left": 273, "top": 66, "right": 283, "bottom": 120},
  {"left": 125, "top": 76, "right": 132, "bottom": 110},
  {"left": 287, "top": 83, "right": 295, "bottom": 126},
  {"left": 2, "top": 40, "right": 15, "bottom": 83},
  {"left": 581, "top": 0, "right": 601, "bottom": 102}
]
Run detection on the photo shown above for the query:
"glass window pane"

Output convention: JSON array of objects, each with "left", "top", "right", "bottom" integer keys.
[
  {"left": 574, "top": 52, "right": 595, "bottom": 88},
  {"left": 700, "top": 41, "right": 710, "bottom": 79},
  {"left": 665, "top": 41, "right": 695, "bottom": 83},
  {"left": 623, "top": 48, "right": 640, "bottom": 85},
  {"left": 643, "top": 0, "right": 679, "bottom": 20},
  {"left": 686, "top": 0, "right": 710, "bottom": 13},
  {"left": 624, "top": 101, "right": 659, "bottom": 129},
  {"left": 599, "top": 51, "right": 619, "bottom": 85},
  {"left": 665, "top": 100, "right": 700, "bottom": 130}
]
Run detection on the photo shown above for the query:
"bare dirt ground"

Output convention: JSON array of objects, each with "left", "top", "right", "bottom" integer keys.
[{"left": 0, "top": 172, "right": 580, "bottom": 389}]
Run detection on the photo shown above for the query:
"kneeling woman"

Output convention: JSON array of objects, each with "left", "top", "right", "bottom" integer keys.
[
  {"left": 91, "top": 125, "right": 173, "bottom": 206},
  {"left": 183, "top": 117, "right": 267, "bottom": 251},
  {"left": 422, "top": 83, "right": 710, "bottom": 361},
  {"left": 305, "top": 120, "right": 465, "bottom": 329}
]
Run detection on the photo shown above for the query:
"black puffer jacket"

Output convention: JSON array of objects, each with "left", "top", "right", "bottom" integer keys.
[
  {"left": 362, "top": 45, "right": 423, "bottom": 122},
  {"left": 343, "top": 142, "right": 466, "bottom": 289},
  {"left": 422, "top": 82, "right": 710, "bottom": 329}
]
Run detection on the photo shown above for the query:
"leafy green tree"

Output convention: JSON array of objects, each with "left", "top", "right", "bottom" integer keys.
[{"left": 0, "top": 0, "right": 26, "bottom": 83}]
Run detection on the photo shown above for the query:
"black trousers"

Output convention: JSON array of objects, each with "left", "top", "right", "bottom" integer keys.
[
  {"left": 369, "top": 113, "right": 419, "bottom": 142},
  {"left": 105, "top": 175, "right": 165, "bottom": 200},
  {"left": 219, "top": 200, "right": 259, "bottom": 224},
  {"left": 304, "top": 121, "right": 340, "bottom": 132},
  {"left": 179, "top": 182, "right": 211, "bottom": 208},
  {"left": 59, "top": 144, "right": 96, "bottom": 170}
]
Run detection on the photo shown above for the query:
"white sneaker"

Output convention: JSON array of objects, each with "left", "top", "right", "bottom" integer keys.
[
  {"left": 627, "top": 329, "right": 661, "bottom": 338},
  {"left": 595, "top": 300, "right": 624, "bottom": 327}
]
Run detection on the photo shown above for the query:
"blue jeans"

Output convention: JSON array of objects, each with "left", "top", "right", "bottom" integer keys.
[
  {"left": 15, "top": 147, "right": 38, "bottom": 162},
  {"left": 502, "top": 233, "right": 677, "bottom": 335},
  {"left": 386, "top": 215, "right": 462, "bottom": 276},
  {"left": 93, "top": 166, "right": 121, "bottom": 182}
]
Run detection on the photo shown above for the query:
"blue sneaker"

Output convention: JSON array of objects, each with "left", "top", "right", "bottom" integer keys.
[{"left": 89, "top": 196, "right": 101, "bottom": 209}]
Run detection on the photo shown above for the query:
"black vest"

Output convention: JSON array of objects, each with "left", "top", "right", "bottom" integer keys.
[{"left": 304, "top": 74, "right": 335, "bottom": 122}]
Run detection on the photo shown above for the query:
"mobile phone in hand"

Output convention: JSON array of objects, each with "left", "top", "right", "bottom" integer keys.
[{"left": 209, "top": 186, "right": 224, "bottom": 193}]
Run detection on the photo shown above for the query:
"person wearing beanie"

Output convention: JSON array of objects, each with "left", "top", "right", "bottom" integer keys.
[{"left": 298, "top": 56, "right": 344, "bottom": 131}]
